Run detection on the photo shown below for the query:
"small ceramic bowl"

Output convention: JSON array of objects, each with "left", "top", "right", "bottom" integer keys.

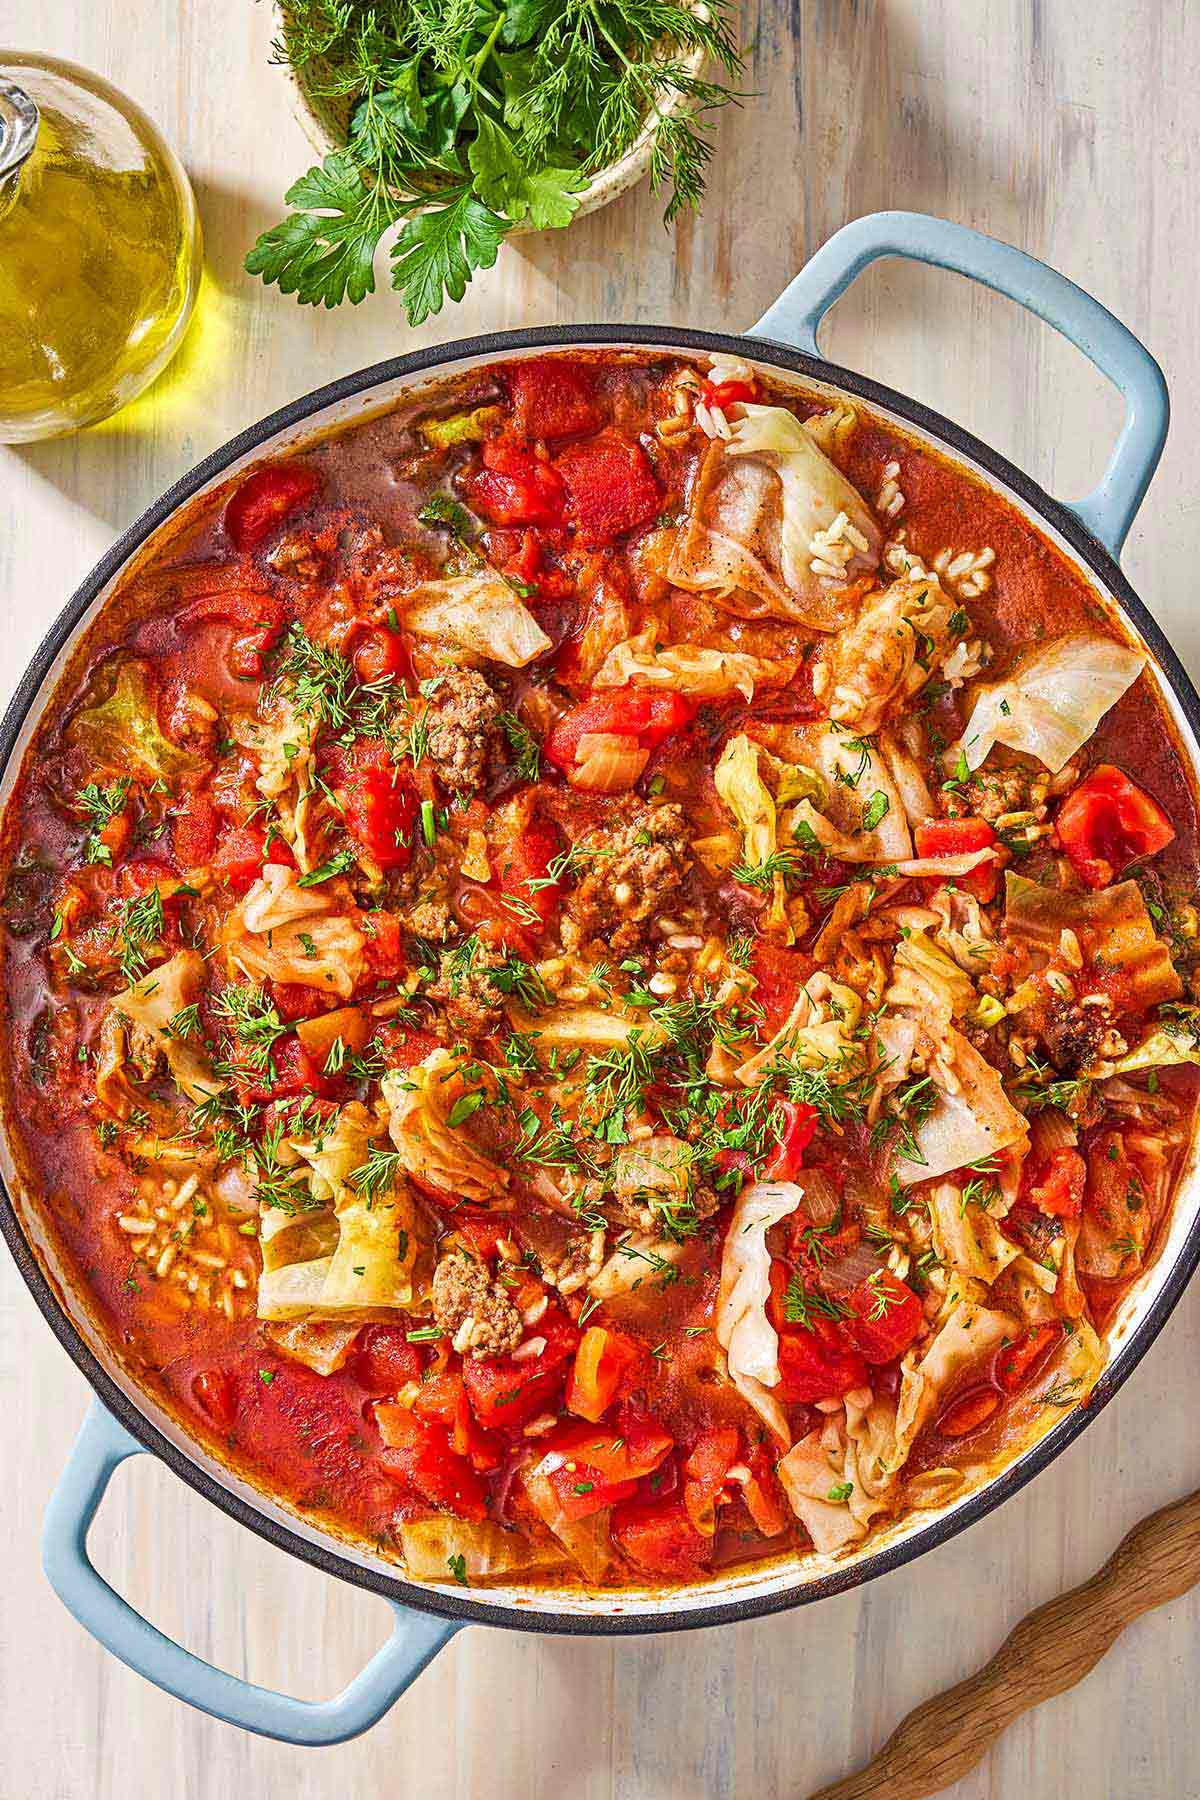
[{"left": 273, "top": 10, "right": 709, "bottom": 233}]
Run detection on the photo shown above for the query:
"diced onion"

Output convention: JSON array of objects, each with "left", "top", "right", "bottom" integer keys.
[{"left": 569, "top": 732, "right": 649, "bottom": 791}]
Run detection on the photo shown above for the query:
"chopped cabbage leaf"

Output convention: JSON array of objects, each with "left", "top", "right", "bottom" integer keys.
[
  {"left": 716, "top": 733, "right": 791, "bottom": 937},
  {"left": 257, "top": 1165, "right": 426, "bottom": 1320},
  {"left": 1006, "top": 873, "right": 1182, "bottom": 1010},
  {"left": 1086, "top": 1012, "right": 1200, "bottom": 1079},
  {"left": 892, "top": 1024, "right": 1028, "bottom": 1186},
  {"left": 736, "top": 972, "right": 864, "bottom": 1087},
  {"left": 289, "top": 1102, "right": 379, "bottom": 1202},
  {"left": 524, "top": 1461, "right": 614, "bottom": 1582},
  {"left": 593, "top": 627, "right": 795, "bottom": 699},
  {"left": 113, "top": 949, "right": 224, "bottom": 1105},
  {"left": 958, "top": 631, "right": 1144, "bottom": 774},
  {"left": 264, "top": 1319, "right": 361, "bottom": 1376},
  {"left": 928, "top": 1181, "right": 1022, "bottom": 1286},
  {"left": 815, "top": 576, "right": 963, "bottom": 735},
  {"left": 382, "top": 1050, "right": 508, "bottom": 1205},
  {"left": 398, "top": 1517, "right": 566, "bottom": 1583},
  {"left": 224, "top": 864, "right": 365, "bottom": 999},
  {"left": 667, "top": 406, "right": 881, "bottom": 630},
  {"left": 715, "top": 1179, "right": 803, "bottom": 1394},
  {"left": 403, "top": 571, "right": 551, "bottom": 668},
  {"left": 778, "top": 724, "right": 913, "bottom": 863},
  {"left": 510, "top": 1005, "right": 667, "bottom": 1051},
  {"left": 589, "top": 1232, "right": 689, "bottom": 1299},
  {"left": 893, "top": 1302, "right": 1019, "bottom": 1466},
  {"left": 777, "top": 1430, "right": 868, "bottom": 1556},
  {"left": 885, "top": 930, "right": 976, "bottom": 1019},
  {"left": 67, "top": 658, "right": 200, "bottom": 782},
  {"left": 419, "top": 404, "right": 504, "bottom": 449}
]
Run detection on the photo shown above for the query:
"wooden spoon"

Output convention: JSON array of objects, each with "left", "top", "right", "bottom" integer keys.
[{"left": 809, "top": 1488, "right": 1200, "bottom": 1800}]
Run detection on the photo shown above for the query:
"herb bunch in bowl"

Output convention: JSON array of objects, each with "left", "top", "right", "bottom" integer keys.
[{"left": 248, "top": 0, "right": 744, "bottom": 324}]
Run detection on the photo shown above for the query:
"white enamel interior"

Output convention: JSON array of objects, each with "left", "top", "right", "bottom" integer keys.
[{"left": 3, "top": 338, "right": 1197, "bottom": 1626}]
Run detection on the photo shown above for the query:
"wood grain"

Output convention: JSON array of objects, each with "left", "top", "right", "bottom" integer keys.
[
  {"left": 810, "top": 1489, "right": 1200, "bottom": 1800},
  {"left": 4, "top": 3, "right": 1200, "bottom": 1798}
]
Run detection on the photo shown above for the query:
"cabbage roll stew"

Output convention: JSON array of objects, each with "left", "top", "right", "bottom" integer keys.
[{"left": 4, "top": 350, "right": 1199, "bottom": 1594}]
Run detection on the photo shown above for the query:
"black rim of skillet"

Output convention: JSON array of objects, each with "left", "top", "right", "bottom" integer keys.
[{"left": 3, "top": 322, "right": 1200, "bottom": 1639}]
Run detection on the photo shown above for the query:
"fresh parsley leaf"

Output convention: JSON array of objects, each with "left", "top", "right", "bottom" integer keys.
[
  {"left": 245, "top": 152, "right": 390, "bottom": 308},
  {"left": 388, "top": 189, "right": 508, "bottom": 327}
]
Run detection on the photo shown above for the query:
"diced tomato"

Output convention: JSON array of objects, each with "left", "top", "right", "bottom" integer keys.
[
  {"left": 775, "top": 1320, "right": 869, "bottom": 1403},
  {"left": 462, "top": 1309, "right": 579, "bottom": 1429},
  {"left": 338, "top": 759, "right": 418, "bottom": 870},
  {"left": 192, "top": 1368, "right": 237, "bottom": 1432},
  {"left": 545, "top": 1464, "right": 638, "bottom": 1520},
  {"left": 564, "top": 1326, "right": 643, "bottom": 1423},
  {"left": 413, "top": 1371, "right": 503, "bottom": 1472},
  {"left": 240, "top": 1034, "right": 335, "bottom": 1104},
  {"left": 994, "top": 1322, "right": 1063, "bottom": 1395},
  {"left": 225, "top": 462, "right": 321, "bottom": 552},
  {"left": 741, "top": 1442, "right": 790, "bottom": 1537},
  {"left": 353, "top": 1324, "right": 422, "bottom": 1394},
  {"left": 681, "top": 1427, "right": 739, "bottom": 1536},
  {"left": 211, "top": 823, "right": 294, "bottom": 893},
  {"left": 1056, "top": 763, "right": 1176, "bottom": 889},
  {"left": 548, "top": 1413, "right": 674, "bottom": 1484},
  {"left": 507, "top": 358, "right": 601, "bottom": 441},
  {"left": 937, "top": 1383, "right": 1001, "bottom": 1439},
  {"left": 554, "top": 432, "right": 661, "bottom": 550},
  {"left": 376, "top": 1022, "right": 443, "bottom": 1069},
  {"left": 352, "top": 627, "right": 410, "bottom": 686},
  {"left": 749, "top": 941, "right": 814, "bottom": 1037},
  {"left": 480, "top": 813, "right": 562, "bottom": 949},
  {"left": 172, "top": 790, "right": 220, "bottom": 869},
  {"left": 1019, "top": 1146, "right": 1086, "bottom": 1220},
  {"left": 841, "top": 1271, "right": 924, "bottom": 1364},
  {"left": 359, "top": 910, "right": 405, "bottom": 977},
  {"left": 914, "top": 816, "right": 998, "bottom": 903},
  {"left": 469, "top": 437, "right": 567, "bottom": 528},
  {"left": 612, "top": 1495, "right": 711, "bottom": 1580},
  {"left": 763, "top": 1101, "right": 819, "bottom": 1181},
  {"left": 377, "top": 1413, "right": 488, "bottom": 1520},
  {"left": 269, "top": 981, "right": 329, "bottom": 1022},
  {"left": 699, "top": 378, "right": 757, "bottom": 409},
  {"left": 544, "top": 688, "right": 695, "bottom": 773}
]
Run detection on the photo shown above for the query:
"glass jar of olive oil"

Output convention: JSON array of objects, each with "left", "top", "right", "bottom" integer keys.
[{"left": 0, "top": 53, "right": 202, "bottom": 442}]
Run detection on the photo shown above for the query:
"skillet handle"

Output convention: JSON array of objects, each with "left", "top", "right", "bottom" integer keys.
[
  {"left": 42, "top": 1400, "right": 460, "bottom": 1745},
  {"left": 748, "top": 210, "right": 1169, "bottom": 560}
]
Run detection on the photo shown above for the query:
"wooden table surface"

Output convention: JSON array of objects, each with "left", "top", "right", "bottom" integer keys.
[{"left": 4, "top": 2, "right": 1200, "bottom": 1795}]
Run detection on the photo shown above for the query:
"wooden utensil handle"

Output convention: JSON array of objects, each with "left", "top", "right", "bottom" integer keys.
[{"left": 810, "top": 1488, "right": 1200, "bottom": 1800}]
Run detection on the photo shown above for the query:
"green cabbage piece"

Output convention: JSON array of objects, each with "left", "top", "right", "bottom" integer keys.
[
  {"left": 67, "top": 659, "right": 200, "bottom": 782},
  {"left": 1087, "top": 1009, "right": 1200, "bottom": 1078},
  {"left": 418, "top": 404, "right": 504, "bottom": 449}
]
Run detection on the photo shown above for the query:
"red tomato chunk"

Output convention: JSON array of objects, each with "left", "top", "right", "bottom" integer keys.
[
  {"left": 469, "top": 438, "right": 567, "bottom": 527},
  {"left": 553, "top": 432, "right": 661, "bottom": 549},
  {"left": 225, "top": 462, "right": 321, "bottom": 551},
  {"left": 1057, "top": 763, "right": 1175, "bottom": 888},
  {"left": 507, "top": 357, "right": 601, "bottom": 441}
]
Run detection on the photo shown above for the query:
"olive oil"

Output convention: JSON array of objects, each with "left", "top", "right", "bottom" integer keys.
[{"left": 0, "top": 54, "right": 202, "bottom": 442}]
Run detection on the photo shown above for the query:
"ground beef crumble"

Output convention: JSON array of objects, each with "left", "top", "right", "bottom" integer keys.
[
  {"left": 425, "top": 668, "right": 503, "bottom": 795},
  {"left": 427, "top": 940, "right": 508, "bottom": 1038},
  {"left": 431, "top": 1250, "right": 523, "bottom": 1358},
  {"left": 560, "top": 801, "right": 691, "bottom": 956}
]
